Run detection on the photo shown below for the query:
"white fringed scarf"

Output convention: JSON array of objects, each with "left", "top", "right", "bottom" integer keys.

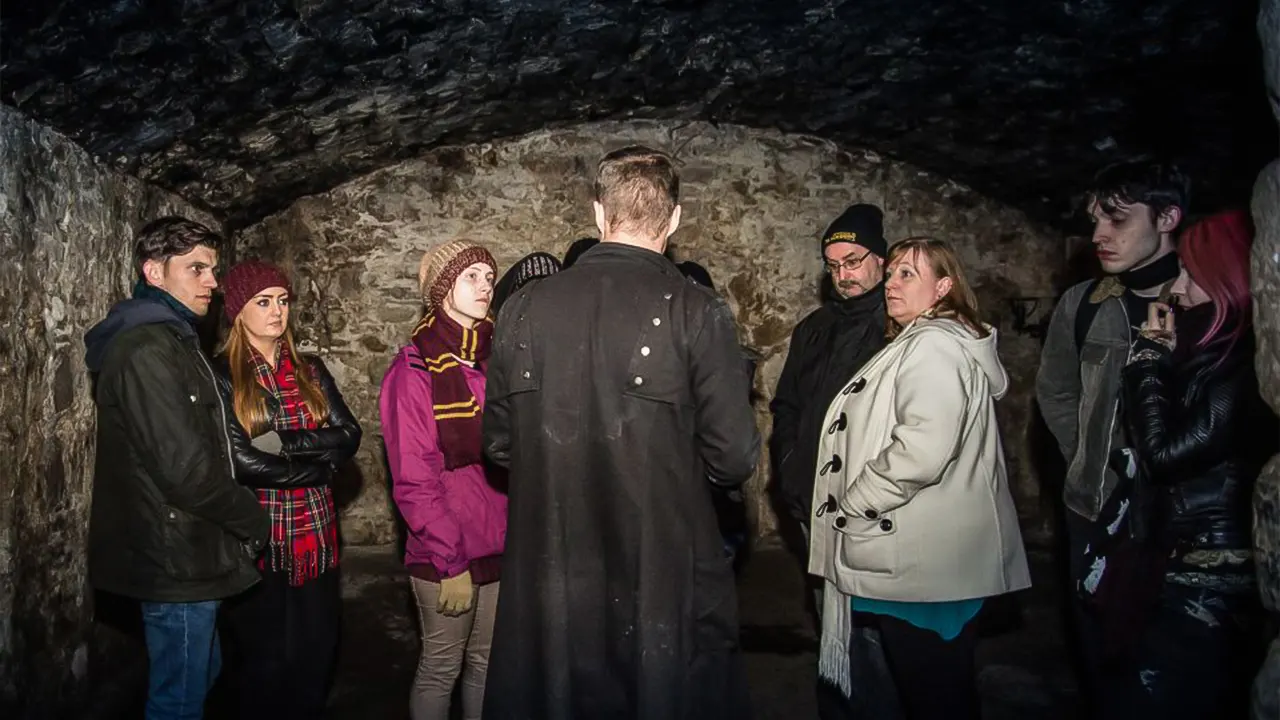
[{"left": 817, "top": 578, "right": 854, "bottom": 697}]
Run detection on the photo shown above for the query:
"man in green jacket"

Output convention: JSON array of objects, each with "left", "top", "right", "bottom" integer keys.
[{"left": 84, "top": 217, "right": 269, "bottom": 720}]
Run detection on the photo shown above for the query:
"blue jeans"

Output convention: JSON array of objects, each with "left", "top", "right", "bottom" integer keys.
[{"left": 141, "top": 600, "right": 222, "bottom": 720}]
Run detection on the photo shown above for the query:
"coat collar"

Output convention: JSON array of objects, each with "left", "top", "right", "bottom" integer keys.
[{"left": 575, "top": 241, "right": 682, "bottom": 277}]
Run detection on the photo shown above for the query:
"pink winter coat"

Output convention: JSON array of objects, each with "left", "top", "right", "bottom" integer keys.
[{"left": 380, "top": 345, "right": 507, "bottom": 580}]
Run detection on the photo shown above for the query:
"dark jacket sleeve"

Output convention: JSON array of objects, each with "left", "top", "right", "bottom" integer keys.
[
  {"left": 1036, "top": 284, "right": 1086, "bottom": 461},
  {"left": 689, "top": 294, "right": 761, "bottom": 486},
  {"left": 212, "top": 359, "right": 338, "bottom": 490},
  {"left": 483, "top": 294, "right": 522, "bottom": 469},
  {"left": 1122, "top": 356, "right": 1238, "bottom": 481},
  {"left": 769, "top": 323, "right": 805, "bottom": 467},
  {"left": 116, "top": 334, "right": 267, "bottom": 542},
  {"left": 769, "top": 319, "right": 810, "bottom": 508},
  {"left": 275, "top": 357, "right": 363, "bottom": 465}
]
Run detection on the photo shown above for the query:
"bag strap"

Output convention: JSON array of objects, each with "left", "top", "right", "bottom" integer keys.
[{"left": 1074, "top": 279, "right": 1106, "bottom": 354}]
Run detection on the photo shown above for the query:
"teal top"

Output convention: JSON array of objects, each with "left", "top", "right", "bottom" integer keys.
[{"left": 851, "top": 596, "right": 985, "bottom": 641}]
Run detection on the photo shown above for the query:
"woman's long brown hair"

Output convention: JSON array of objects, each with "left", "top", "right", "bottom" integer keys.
[
  {"left": 885, "top": 237, "right": 989, "bottom": 341},
  {"left": 223, "top": 317, "right": 330, "bottom": 436}
]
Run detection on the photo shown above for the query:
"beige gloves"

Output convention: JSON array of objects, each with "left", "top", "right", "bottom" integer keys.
[{"left": 437, "top": 570, "right": 475, "bottom": 616}]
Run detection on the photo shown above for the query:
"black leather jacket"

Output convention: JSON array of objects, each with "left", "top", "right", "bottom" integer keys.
[
  {"left": 1123, "top": 334, "right": 1279, "bottom": 552},
  {"left": 212, "top": 353, "right": 362, "bottom": 489}
]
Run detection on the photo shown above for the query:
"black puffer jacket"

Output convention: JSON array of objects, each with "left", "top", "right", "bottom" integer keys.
[
  {"left": 1123, "top": 332, "right": 1279, "bottom": 552},
  {"left": 85, "top": 299, "right": 269, "bottom": 603},
  {"left": 212, "top": 354, "right": 362, "bottom": 489}
]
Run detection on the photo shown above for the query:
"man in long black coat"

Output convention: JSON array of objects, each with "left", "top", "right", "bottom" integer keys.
[{"left": 483, "top": 146, "right": 761, "bottom": 719}]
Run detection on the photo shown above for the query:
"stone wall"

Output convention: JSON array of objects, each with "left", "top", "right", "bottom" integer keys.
[
  {"left": 0, "top": 106, "right": 219, "bottom": 713},
  {"left": 236, "top": 121, "right": 1067, "bottom": 549},
  {"left": 1251, "top": 0, "right": 1280, "bottom": 616}
]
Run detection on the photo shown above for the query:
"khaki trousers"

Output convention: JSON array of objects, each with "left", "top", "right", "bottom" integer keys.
[{"left": 409, "top": 577, "right": 499, "bottom": 720}]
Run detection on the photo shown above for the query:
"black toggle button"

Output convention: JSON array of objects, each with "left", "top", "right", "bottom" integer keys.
[
  {"left": 819, "top": 454, "right": 843, "bottom": 476},
  {"left": 815, "top": 494, "right": 837, "bottom": 517},
  {"left": 827, "top": 412, "right": 848, "bottom": 435},
  {"left": 864, "top": 508, "right": 878, "bottom": 520},
  {"left": 879, "top": 519, "right": 893, "bottom": 532},
  {"left": 835, "top": 516, "right": 847, "bottom": 529},
  {"left": 850, "top": 378, "right": 867, "bottom": 393}
]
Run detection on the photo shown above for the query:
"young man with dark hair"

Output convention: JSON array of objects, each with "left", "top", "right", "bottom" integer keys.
[
  {"left": 84, "top": 216, "right": 269, "bottom": 720},
  {"left": 483, "top": 146, "right": 760, "bottom": 719},
  {"left": 1035, "top": 159, "right": 1190, "bottom": 713}
]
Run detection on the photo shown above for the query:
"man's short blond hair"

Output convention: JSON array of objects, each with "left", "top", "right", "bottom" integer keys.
[{"left": 594, "top": 146, "right": 680, "bottom": 238}]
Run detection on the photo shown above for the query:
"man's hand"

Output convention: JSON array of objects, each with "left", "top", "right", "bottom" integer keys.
[{"left": 438, "top": 570, "right": 475, "bottom": 616}]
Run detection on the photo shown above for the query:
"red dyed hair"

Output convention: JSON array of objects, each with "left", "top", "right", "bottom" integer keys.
[{"left": 1177, "top": 209, "right": 1254, "bottom": 354}]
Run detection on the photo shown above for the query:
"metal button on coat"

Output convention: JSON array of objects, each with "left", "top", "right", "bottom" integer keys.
[
  {"left": 522, "top": 371, "right": 531, "bottom": 379},
  {"left": 641, "top": 346, "right": 651, "bottom": 356},
  {"left": 879, "top": 519, "right": 893, "bottom": 532},
  {"left": 652, "top": 318, "right": 661, "bottom": 326},
  {"left": 634, "top": 376, "right": 644, "bottom": 386},
  {"left": 663, "top": 293, "right": 673, "bottom": 300},
  {"left": 518, "top": 342, "right": 527, "bottom": 349}
]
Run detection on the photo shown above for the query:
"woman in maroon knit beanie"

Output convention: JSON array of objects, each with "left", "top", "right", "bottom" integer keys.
[{"left": 213, "top": 260, "right": 362, "bottom": 720}]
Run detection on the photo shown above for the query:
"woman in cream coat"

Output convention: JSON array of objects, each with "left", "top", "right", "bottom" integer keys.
[{"left": 810, "top": 237, "right": 1030, "bottom": 720}]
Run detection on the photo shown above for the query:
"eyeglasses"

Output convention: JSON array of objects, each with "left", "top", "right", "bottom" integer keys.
[{"left": 824, "top": 252, "right": 873, "bottom": 275}]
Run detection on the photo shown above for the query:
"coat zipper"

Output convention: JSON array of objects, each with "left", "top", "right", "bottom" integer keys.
[{"left": 195, "top": 347, "right": 237, "bottom": 481}]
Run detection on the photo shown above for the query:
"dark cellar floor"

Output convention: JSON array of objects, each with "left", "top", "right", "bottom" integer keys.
[{"left": 97, "top": 543, "right": 1079, "bottom": 719}]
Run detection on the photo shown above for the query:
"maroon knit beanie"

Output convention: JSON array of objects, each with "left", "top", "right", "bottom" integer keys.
[{"left": 221, "top": 260, "right": 293, "bottom": 323}]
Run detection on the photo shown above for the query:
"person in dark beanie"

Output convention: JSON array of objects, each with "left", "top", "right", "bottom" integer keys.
[
  {"left": 772, "top": 203, "right": 889, "bottom": 537},
  {"left": 381, "top": 240, "right": 507, "bottom": 720},
  {"left": 83, "top": 217, "right": 269, "bottom": 720},
  {"left": 213, "top": 260, "right": 362, "bottom": 720},
  {"left": 492, "top": 251, "right": 561, "bottom": 317},
  {"left": 769, "top": 203, "right": 895, "bottom": 718}
]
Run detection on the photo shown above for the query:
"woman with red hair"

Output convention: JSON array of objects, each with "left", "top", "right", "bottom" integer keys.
[{"left": 1084, "top": 209, "right": 1278, "bottom": 718}]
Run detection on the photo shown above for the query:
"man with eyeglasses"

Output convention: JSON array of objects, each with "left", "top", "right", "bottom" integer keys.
[
  {"left": 770, "top": 203, "right": 891, "bottom": 715},
  {"left": 772, "top": 203, "right": 888, "bottom": 540}
]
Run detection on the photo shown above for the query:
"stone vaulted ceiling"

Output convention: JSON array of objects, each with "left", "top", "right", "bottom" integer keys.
[{"left": 1, "top": 0, "right": 1274, "bottom": 230}]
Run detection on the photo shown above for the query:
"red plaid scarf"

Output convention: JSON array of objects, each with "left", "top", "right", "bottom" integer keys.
[
  {"left": 410, "top": 311, "right": 492, "bottom": 469},
  {"left": 250, "top": 344, "right": 338, "bottom": 586}
]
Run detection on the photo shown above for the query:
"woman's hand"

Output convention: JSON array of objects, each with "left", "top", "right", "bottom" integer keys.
[
  {"left": 437, "top": 570, "right": 475, "bottom": 616},
  {"left": 1139, "top": 302, "right": 1176, "bottom": 350}
]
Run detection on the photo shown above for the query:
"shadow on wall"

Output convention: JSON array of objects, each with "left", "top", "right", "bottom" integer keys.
[
  {"left": 378, "top": 440, "right": 409, "bottom": 561},
  {"left": 331, "top": 459, "right": 367, "bottom": 518}
]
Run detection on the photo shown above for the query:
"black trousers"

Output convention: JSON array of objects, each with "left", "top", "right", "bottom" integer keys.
[
  {"left": 816, "top": 625, "right": 905, "bottom": 720},
  {"left": 224, "top": 568, "right": 342, "bottom": 719},
  {"left": 874, "top": 613, "right": 980, "bottom": 720},
  {"left": 820, "top": 612, "right": 979, "bottom": 720}
]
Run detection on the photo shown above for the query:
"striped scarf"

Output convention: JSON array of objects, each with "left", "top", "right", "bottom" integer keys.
[
  {"left": 410, "top": 311, "right": 492, "bottom": 469},
  {"left": 249, "top": 344, "right": 338, "bottom": 586}
]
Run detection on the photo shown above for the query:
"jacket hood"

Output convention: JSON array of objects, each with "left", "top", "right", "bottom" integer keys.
[
  {"left": 84, "top": 298, "right": 196, "bottom": 372},
  {"left": 908, "top": 317, "right": 1009, "bottom": 400}
]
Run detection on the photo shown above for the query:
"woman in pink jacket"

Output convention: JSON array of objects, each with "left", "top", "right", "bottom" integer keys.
[{"left": 380, "top": 240, "right": 506, "bottom": 720}]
